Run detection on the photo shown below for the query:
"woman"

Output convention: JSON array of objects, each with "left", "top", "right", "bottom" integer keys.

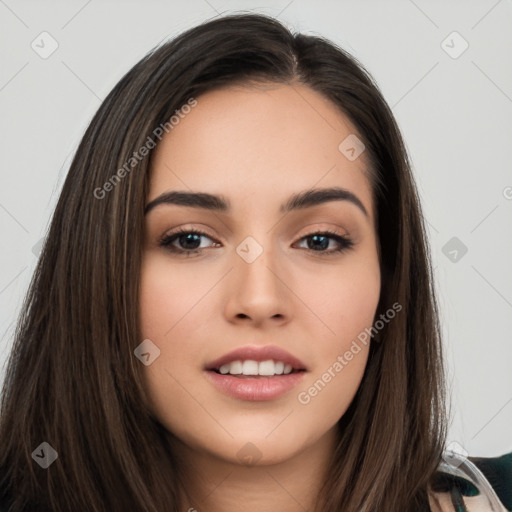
[{"left": 0, "top": 12, "right": 508, "bottom": 512}]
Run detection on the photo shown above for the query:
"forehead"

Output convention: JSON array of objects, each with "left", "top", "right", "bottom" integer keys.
[{"left": 148, "top": 82, "right": 374, "bottom": 220}]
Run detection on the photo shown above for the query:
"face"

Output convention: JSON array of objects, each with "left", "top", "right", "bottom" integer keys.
[{"left": 139, "top": 82, "right": 381, "bottom": 467}]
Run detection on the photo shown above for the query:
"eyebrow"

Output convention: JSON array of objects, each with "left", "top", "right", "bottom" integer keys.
[{"left": 144, "top": 186, "right": 368, "bottom": 217}]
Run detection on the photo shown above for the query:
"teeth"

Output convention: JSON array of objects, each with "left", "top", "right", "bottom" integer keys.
[
  {"left": 218, "top": 364, "right": 230, "bottom": 374},
  {"left": 216, "top": 359, "right": 297, "bottom": 376},
  {"left": 242, "top": 360, "right": 259, "bottom": 375},
  {"left": 229, "top": 360, "right": 242, "bottom": 374},
  {"left": 258, "top": 360, "right": 275, "bottom": 376}
]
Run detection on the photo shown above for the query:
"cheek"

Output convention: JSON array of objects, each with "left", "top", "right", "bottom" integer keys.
[
  {"left": 293, "top": 254, "right": 380, "bottom": 418},
  {"left": 300, "top": 250, "right": 381, "bottom": 347},
  {"left": 139, "top": 257, "right": 165, "bottom": 336},
  {"left": 137, "top": 256, "right": 213, "bottom": 423},
  {"left": 138, "top": 255, "right": 200, "bottom": 339}
]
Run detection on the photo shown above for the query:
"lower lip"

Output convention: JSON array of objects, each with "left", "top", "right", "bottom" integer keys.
[{"left": 204, "top": 370, "right": 306, "bottom": 401}]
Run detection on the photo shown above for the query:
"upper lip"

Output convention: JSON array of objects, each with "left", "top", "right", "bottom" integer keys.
[{"left": 205, "top": 345, "right": 308, "bottom": 371}]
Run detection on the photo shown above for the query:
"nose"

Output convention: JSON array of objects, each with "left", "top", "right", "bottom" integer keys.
[{"left": 223, "top": 237, "right": 292, "bottom": 327}]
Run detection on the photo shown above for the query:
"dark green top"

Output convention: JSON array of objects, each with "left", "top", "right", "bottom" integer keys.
[{"left": 430, "top": 451, "right": 512, "bottom": 511}]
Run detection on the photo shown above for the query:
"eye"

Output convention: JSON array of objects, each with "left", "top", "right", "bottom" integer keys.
[
  {"left": 294, "top": 229, "right": 355, "bottom": 256},
  {"left": 159, "top": 228, "right": 219, "bottom": 257}
]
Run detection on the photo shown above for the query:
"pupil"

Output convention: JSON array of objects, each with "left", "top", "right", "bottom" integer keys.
[
  {"left": 180, "top": 233, "right": 201, "bottom": 250},
  {"left": 309, "top": 235, "right": 328, "bottom": 251}
]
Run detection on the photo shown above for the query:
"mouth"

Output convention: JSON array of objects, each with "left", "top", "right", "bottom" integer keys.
[{"left": 204, "top": 345, "right": 308, "bottom": 401}]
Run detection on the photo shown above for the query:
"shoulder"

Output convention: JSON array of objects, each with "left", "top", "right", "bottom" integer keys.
[{"left": 428, "top": 451, "right": 512, "bottom": 511}]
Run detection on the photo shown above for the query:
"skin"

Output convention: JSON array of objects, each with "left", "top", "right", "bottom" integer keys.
[{"left": 139, "top": 82, "right": 381, "bottom": 512}]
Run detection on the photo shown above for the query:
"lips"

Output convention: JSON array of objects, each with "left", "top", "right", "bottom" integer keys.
[{"left": 204, "top": 345, "right": 308, "bottom": 401}]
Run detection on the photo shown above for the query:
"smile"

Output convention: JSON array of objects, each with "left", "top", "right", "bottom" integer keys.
[{"left": 204, "top": 344, "right": 308, "bottom": 401}]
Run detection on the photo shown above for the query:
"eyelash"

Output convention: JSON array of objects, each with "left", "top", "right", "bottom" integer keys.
[{"left": 158, "top": 227, "right": 355, "bottom": 258}]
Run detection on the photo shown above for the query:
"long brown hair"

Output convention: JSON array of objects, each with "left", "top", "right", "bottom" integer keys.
[{"left": 0, "top": 13, "right": 447, "bottom": 511}]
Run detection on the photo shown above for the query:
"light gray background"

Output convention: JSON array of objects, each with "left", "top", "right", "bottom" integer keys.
[{"left": 1, "top": 0, "right": 511, "bottom": 457}]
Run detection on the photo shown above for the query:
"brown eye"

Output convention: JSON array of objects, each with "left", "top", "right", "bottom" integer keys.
[{"left": 159, "top": 228, "right": 219, "bottom": 256}]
